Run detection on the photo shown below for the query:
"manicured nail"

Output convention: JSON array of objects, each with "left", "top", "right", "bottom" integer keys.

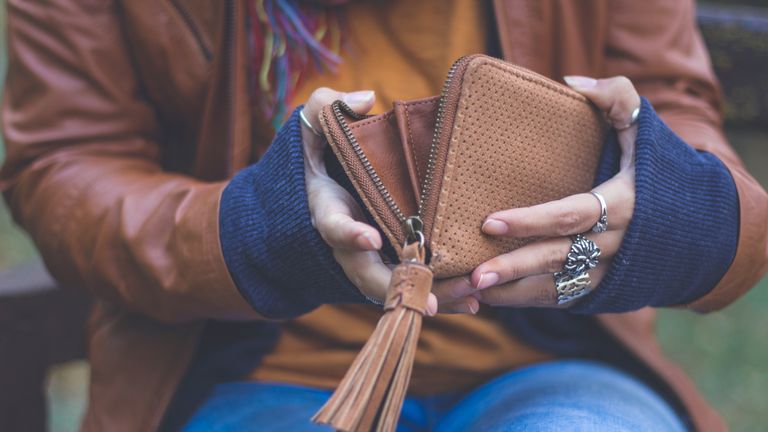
[
  {"left": 482, "top": 218, "right": 508, "bottom": 235},
  {"left": 476, "top": 272, "right": 499, "bottom": 290},
  {"left": 427, "top": 295, "right": 438, "bottom": 316},
  {"left": 467, "top": 299, "right": 479, "bottom": 315},
  {"left": 343, "top": 90, "right": 375, "bottom": 105},
  {"left": 564, "top": 76, "right": 597, "bottom": 89},
  {"left": 451, "top": 277, "right": 474, "bottom": 298}
]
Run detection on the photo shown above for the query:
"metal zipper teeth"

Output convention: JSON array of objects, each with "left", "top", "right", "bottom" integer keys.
[
  {"left": 332, "top": 101, "right": 407, "bottom": 223},
  {"left": 417, "top": 56, "right": 466, "bottom": 216},
  {"left": 331, "top": 56, "right": 470, "bottom": 237}
]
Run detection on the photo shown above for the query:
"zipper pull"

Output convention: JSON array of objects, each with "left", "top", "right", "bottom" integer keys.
[{"left": 403, "top": 216, "right": 424, "bottom": 249}]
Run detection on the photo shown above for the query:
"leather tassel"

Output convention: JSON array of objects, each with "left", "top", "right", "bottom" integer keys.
[{"left": 313, "top": 242, "right": 432, "bottom": 431}]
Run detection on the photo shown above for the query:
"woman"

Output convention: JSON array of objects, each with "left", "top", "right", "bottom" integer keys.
[{"left": 1, "top": 0, "right": 766, "bottom": 430}]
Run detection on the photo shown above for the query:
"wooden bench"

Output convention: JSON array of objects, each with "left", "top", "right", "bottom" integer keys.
[{"left": 0, "top": 260, "right": 90, "bottom": 432}]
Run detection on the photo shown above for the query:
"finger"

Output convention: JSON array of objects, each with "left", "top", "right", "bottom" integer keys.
[
  {"left": 564, "top": 76, "right": 640, "bottom": 169},
  {"left": 335, "top": 250, "right": 438, "bottom": 314},
  {"left": 437, "top": 296, "right": 479, "bottom": 315},
  {"left": 334, "top": 249, "right": 392, "bottom": 301},
  {"left": 316, "top": 211, "right": 382, "bottom": 251},
  {"left": 432, "top": 276, "right": 475, "bottom": 303},
  {"left": 563, "top": 76, "right": 640, "bottom": 129},
  {"left": 475, "top": 264, "right": 608, "bottom": 308},
  {"left": 426, "top": 294, "right": 439, "bottom": 317},
  {"left": 302, "top": 88, "right": 377, "bottom": 175},
  {"left": 472, "top": 231, "right": 623, "bottom": 289},
  {"left": 482, "top": 181, "right": 633, "bottom": 238},
  {"left": 303, "top": 87, "right": 376, "bottom": 135}
]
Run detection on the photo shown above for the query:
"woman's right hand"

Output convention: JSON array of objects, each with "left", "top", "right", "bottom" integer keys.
[{"left": 301, "top": 88, "right": 478, "bottom": 315}]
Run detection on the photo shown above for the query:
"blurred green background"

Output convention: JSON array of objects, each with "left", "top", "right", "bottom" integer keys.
[{"left": 1, "top": 1, "right": 767, "bottom": 431}]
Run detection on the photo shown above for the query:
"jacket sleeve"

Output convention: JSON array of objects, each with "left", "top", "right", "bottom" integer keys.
[
  {"left": 0, "top": 0, "right": 256, "bottom": 323},
  {"left": 599, "top": 0, "right": 768, "bottom": 312}
]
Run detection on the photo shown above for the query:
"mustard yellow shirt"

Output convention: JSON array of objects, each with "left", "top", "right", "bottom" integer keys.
[{"left": 251, "top": 0, "right": 552, "bottom": 395}]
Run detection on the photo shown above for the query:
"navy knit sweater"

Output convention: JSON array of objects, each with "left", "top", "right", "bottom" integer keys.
[{"left": 220, "top": 100, "right": 739, "bottom": 317}]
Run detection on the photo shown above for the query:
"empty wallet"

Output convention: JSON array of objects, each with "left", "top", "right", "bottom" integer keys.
[{"left": 320, "top": 54, "right": 608, "bottom": 278}]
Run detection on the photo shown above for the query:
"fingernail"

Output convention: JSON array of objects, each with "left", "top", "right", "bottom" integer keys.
[
  {"left": 468, "top": 299, "right": 479, "bottom": 315},
  {"left": 451, "top": 277, "right": 474, "bottom": 298},
  {"left": 427, "top": 295, "right": 438, "bottom": 316},
  {"left": 476, "top": 272, "right": 499, "bottom": 290},
  {"left": 564, "top": 76, "right": 597, "bottom": 89},
  {"left": 343, "top": 90, "right": 375, "bottom": 105},
  {"left": 482, "top": 219, "right": 508, "bottom": 235}
]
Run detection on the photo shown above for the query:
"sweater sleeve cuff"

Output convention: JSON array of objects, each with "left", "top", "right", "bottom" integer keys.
[
  {"left": 571, "top": 98, "right": 739, "bottom": 314},
  {"left": 218, "top": 107, "right": 367, "bottom": 319}
]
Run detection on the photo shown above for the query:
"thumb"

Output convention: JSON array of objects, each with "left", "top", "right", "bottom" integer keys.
[
  {"left": 563, "top": 75, "right": 640, "bottom": 130},
  {"left": 302, "top": 88, "right": 376, "bottom": 133},
  {"left": 564, "top": 75, "right": 640, "bottom": 170},
  {"left": 301, "top": 89, "right": 376, "bottom": 173}
]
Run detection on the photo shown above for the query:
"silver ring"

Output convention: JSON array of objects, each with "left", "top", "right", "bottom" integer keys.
[
  {"left": 299, "top": 109, "right": 321, "bottom": 136},
  {"left": 590, "top": 191, "right": 608, "bottom": 233},
  {"left": 562, "top": 234, "right": 601, "bottom": 276},
  {"left": 552, "top": 235, "right": 600, "bottom": 305},
  {"left": 554, "top": 271, "right": 592, "bottom": 305},
  {"left": 614, "top": 106, "right": 640, "bottom": 130}
]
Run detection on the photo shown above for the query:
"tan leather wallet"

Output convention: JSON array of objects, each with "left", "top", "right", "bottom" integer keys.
[
  {"left": 315, "top": 55, "right": 609, "bottom": 432},
  {"left": 320, "top": 54, "right": 608, "bottom": 277}
]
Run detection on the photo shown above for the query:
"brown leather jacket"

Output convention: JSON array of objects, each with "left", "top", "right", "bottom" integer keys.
[{"left": 2, "top": 0, "right": 766, "bottom": 430}]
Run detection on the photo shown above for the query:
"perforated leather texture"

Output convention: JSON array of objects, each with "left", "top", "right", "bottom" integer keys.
[
  {"left": 322, "top": 55, "right": 606, "bottom": 278},
  {"left": 430, "top": 56, "right": 606, "bottom": 277}
]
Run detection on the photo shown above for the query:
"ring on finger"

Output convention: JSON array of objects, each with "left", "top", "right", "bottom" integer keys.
[
  {"left": 562, "top": 234, "right": 601, "bottom": 276},
  {"left": 613, "top": 106, "right": 640, "bottom": 131},
  {"left": 589, "top": 191, "right": 608, "bottom": 233},
  {"left": 299, "top": 109, "right": 322, "bottom": 136},
  {"left": 553, "top": 235, "right": 601, "bottom": 305},
  {"left": 554, "top": 270, "right": 592, "bottom": 305}
]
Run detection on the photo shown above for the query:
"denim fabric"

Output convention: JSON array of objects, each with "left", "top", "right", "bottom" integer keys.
[{"left": 182, "top": 360, "right": 686, "bottom": 432}]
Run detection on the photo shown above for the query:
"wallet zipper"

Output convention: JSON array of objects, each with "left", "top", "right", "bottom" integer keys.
[{"left": 330, "top": 55, "right": 476, "bottom": 247}]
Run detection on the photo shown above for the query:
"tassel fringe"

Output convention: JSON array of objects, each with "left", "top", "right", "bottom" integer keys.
[{"left": 313, "top": 243, "right": 432, "bottom": 431}]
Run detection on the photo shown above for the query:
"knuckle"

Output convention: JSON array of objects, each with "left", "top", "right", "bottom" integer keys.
[
  {"left": 614, "top": 75, "right": 632, "bottom": 88},
  {"left": 555, "top": 209, "right": 583, "bottom": 236},
  {"left": 504, "top": 264, "right": 519, "bottom": 282}
]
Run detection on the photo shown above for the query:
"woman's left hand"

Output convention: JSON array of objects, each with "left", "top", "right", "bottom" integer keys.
[{"left": 465, "top": 76, "right": 641, "bottom": 308}]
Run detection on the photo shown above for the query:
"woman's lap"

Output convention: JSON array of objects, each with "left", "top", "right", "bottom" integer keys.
[
  {"left": 182, "top": 360, "right": 686, "bottom": 432},
  {"left": 436, "top": 360, "right": 685, "bottom": 431}
]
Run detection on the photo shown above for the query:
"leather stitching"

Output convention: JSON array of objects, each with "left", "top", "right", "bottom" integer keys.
[{"left": 349, "top": 112, "right": 394, "bottom": 130}]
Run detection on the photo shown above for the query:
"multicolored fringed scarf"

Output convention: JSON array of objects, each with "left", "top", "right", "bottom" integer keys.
[{"left": 247, "top": 0, "right": 346, "bottom": 128}]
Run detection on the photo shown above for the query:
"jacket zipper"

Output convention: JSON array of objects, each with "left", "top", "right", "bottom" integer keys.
[
  {"left": 225, "top": 0, "right": 237, "bottom": 173},
  {"left": 330, "top": 56, "right": 472, "bottom": 246}
]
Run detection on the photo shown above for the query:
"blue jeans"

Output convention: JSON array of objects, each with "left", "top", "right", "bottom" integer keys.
[{"left": 183, "top": 360, "right": 686, "bottom": 431}]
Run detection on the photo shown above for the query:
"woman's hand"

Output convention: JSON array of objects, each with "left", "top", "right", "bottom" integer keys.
[
  {"left": 464, "top": 76, "right": 641, "bottom": 308},
  {"left": 302, "top": 88, "right": 461, "bottom": 315}
]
